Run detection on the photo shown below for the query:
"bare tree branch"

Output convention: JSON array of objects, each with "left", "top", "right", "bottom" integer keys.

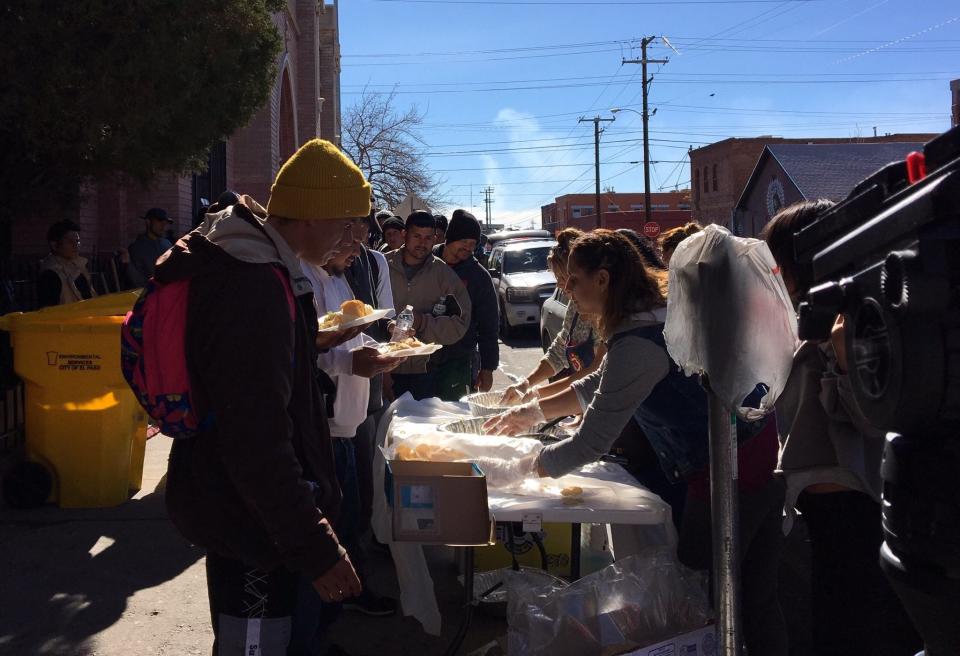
[{"left": 341, "top": 89, "right": 447, "bottom": 211}]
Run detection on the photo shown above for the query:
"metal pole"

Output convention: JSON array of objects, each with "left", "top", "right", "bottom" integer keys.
[
  {"left": 622, "top": 38, "right": 667, "bottom": 222},
  {"left": 641, "top": 37, "right": 653, "bottom": 222},
  {"left": 707, "top": 384, "right": 742, "bottom": 656},
  {"left": 579, "top": 115, "right": 614, "bottom": 229},
  {"left": 594, "top": 118, "right": 602, "bottom": 229}
]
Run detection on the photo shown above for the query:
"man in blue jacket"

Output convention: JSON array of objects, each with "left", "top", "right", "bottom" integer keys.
[{"left": 432, "top": 209, "right": 499, "bottom": 399}]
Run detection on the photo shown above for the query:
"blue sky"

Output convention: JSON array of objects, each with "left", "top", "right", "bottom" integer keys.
[{"left": 338, "top": 0, "right": 958, "bottom": 225}]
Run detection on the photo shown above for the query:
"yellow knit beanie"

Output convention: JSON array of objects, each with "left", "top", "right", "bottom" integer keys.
[{"left": 267, "top": 139, "right": 371, "bottom": 220}]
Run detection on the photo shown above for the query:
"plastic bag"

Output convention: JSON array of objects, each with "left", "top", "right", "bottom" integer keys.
[
  {"left": 664, "top": 224, "right": 797, "bottom": 419},
  {"left": 506, "top": 547, "right": 712, "bottom": 656},
  {"left": 385, "top": 428, "right": 543, "bottom": 489}
]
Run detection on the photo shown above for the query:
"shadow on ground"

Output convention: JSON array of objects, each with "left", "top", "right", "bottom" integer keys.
[{"left": 0, "top": 484, "right": 204, "bottom": 655}]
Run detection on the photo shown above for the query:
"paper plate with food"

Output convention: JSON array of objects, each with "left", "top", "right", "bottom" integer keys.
[
  {"left": 377, "top": 337, "right": 443, "bottom": 358},
  {"left": 318, "top": 300, "right": 395, "bottom": 332}
]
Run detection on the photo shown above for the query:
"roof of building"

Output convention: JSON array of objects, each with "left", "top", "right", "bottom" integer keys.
[{"left": 736, "top": 142, "right": 925, "bottom": 209}]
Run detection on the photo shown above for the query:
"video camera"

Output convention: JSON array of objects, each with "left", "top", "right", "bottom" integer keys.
[{"left": 794, "top": 125, "right": 960, "bottom": 655}]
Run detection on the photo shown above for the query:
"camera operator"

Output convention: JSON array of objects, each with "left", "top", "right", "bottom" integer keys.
[{"left": 763, "top": 200, "right": 921, "bottom": 656}]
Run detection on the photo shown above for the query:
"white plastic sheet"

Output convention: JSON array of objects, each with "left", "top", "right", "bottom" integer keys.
[{"left": 664, "top": 224, "right": 797, "bottom": 419}]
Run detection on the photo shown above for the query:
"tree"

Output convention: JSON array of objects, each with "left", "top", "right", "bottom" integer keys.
[
  {"left": 341, "top": 90, "right": 445, "bottom": 211},
  {"left": 0, "top": 0, "right": 285, "bottom": 224}
]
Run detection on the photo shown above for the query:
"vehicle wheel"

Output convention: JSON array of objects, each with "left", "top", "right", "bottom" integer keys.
[
  {"left": 499, "top": 303, "right": 514, "bottom": 339},
  {"left": 2, "top": 460, "right": 53, "bottom": 509}
]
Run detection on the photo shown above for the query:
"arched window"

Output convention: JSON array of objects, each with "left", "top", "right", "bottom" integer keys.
[
  {"left": 712, "top": 164, "right": 718, "bottom": 192},
  {"left": 704, "top": 167, "right": 710, "bottom": 193},
  {"left": 694, "top": 168, "right": 700, "bottom": 200}
]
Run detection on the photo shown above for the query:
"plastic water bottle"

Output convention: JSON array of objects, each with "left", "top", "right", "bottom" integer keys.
[{"left": 393, "top": 305, "right": 414, "bottom": 342}]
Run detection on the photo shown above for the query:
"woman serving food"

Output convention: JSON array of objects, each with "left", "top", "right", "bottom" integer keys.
[{"left": 482, "top": 229, "right": 788, "bottom": 656}]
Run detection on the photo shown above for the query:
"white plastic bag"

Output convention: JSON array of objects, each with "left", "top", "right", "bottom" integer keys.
[
  {"left": 664, "top": 224, "right": 797, "bottom": 419},
  {"left": 506, "top": 548, "right": 712, "bottom": 656},
  {"left": 385, "top": 428, "right": 544, "bottom": 489}
]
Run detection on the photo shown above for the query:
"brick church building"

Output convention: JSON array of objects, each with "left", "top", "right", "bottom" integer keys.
[{"left": 4, "top": 0, "right": 341, "bottom": 305}]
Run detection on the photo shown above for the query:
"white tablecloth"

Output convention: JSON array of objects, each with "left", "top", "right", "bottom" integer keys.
[{"left": 371, "top": 394, "right": 673, "bottom": 635}]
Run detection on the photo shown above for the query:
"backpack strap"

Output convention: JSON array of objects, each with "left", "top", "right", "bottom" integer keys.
[{"left": 270, "top": 266, "right": 296, "bottom": 321}]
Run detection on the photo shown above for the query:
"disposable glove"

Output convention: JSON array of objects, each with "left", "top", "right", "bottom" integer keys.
[
  {"left": 483, "top": 399, "right": 546, "bottom": 436},
  {"left": 499, "top": 380, "right": 530, "bottom": 406}
]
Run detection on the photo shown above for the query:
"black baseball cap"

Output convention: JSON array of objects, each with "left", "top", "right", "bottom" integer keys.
[{"left": 144, "top": 208, "right": 173, "bottom": 223}]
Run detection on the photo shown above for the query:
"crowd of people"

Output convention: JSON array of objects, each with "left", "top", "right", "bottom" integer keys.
[{"left": 73, "top": 137, "right": 923, "bottom": 655}]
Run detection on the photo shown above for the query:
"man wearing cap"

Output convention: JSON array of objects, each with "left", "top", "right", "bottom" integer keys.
[
  {"left": 158, "top": 139, "right": 368, "bottom": 655},
  {"left": 384, "top": 210, "right": 472, "bottom": 400},
  {"left": 432, "top": 209, "right": 499, "bottom": 399},
  {"left": 378, "top": 216, "right": 405, "bottom": 253},
  {"left": 126, "top": 207, "right": 174, "bottom": 287}
]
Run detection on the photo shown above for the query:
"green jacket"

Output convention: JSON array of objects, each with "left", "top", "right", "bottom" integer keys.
[{"left": 386, "top": 250, "right": 472, "bottom": 374}]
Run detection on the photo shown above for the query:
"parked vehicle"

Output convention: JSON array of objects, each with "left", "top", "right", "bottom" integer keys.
[
  {"left": 487, "top": 239, "right": 556, "bottom": 338},
  {"left": 539, "top": 286, "right": 568, "bottom": 352},
  {"left": 481, "top": 229, "right": 553, "bottom": 266}
]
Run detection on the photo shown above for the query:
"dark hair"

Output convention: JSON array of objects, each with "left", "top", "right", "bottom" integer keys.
[
  {"left": 761, "top": 199, "right": 835, "bottom": 298},
  {"left": 405, "top": 210, "right": 435, "bottom": 231},
  {"left": 659, "top": 222, "right": 703, "bottom": 261},
  {"left": 46, "top": 220, "right": 81, "bottom": 245},
  {"left": 433, "top": 214, "right": 448, "bottom": 231},
  {"left": 570, "top": 229, "right": 667, "bottom": 338},
  {"left": 617, "top": 228, "right": 667, "bottom": 270},
  {"left": 547, "top": 227, "right": 583, "bottom": 275}
]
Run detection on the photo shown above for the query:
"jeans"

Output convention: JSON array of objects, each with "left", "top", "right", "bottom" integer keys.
[{"left": 289, "top": 438, "right": 362, "bottom": 655}]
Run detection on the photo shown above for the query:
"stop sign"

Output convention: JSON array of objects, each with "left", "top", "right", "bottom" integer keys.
[{"left": 643, "top": 222, "right": 660, "bottom": 238}]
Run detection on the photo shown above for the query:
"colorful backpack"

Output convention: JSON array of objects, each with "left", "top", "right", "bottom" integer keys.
[{"left": 120, "top": 268, "right": 296, "bottom": 438}]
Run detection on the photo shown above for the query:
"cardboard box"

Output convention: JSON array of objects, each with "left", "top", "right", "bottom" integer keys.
[
  {"left": 620, "top": 625, "right": 717, "bottom": 656},
  {"left": 385, "top": 459, "right": 494, "bottom": 546}
]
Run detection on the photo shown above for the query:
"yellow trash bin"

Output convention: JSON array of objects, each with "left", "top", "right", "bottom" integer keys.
[{"left": 0, "top": 292, "right": 146, "bottom": 508}]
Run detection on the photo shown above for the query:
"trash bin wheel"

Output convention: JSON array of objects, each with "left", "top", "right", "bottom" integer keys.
[{"left": 2, "top": 459, "right": 53, "bottom": 509}]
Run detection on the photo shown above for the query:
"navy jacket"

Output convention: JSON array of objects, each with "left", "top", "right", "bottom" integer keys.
[{"left": 432, "top": 244, "right": 500, "bottom": 371}]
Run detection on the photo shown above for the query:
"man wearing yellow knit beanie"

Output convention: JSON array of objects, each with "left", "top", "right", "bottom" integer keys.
[{"left": 156, "top": 139, "right": 368, "bottom": 656}]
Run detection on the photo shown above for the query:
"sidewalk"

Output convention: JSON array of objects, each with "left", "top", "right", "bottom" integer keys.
[{"left": 0, "top": 437, "right": 505, "bottom": 656}]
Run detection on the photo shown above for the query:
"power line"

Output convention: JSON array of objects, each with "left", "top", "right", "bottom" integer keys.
[
  {"left": 342, "top": 75, "right": 958, "bottom": 95},
  {"left": 374, "top": 0, "right": 821, "bottom": 4}
]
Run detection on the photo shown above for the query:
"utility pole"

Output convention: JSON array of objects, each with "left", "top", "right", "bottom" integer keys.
[
  {"left": 579, "top": 115, "right": 616, "bottom": 229},
  {"left": 483, "top": 186, "right": 494, "bottom": 228},
  {"left": 623, "top": 37, "right": 668, "bottom": 221}
]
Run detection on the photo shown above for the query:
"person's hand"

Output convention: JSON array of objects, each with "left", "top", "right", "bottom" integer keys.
[
  {"left": 476, "top": 369, "right": 494, "bottom": 392},
  {"left": 831, "top": 314, "right": 848, "bottom": 373},
  {"left": 316, "top": 325, "right": 363, "bottom": 351},
  {"left": 387, "top": 321, "right": 415, "bottom": 341},
  {"left": 499, "top": 381, "right": 530, "bottom": 406},
  {"left": 117, "top": 248, "right": 130, "bottom": 265},
  {"left": 352, "top": 347, "right": 405, "bottom": 378},
  {"left": 483, "top": 399, "right": 546, "bottom": 436},
  {"left": 312, "top": 554, "right": 361, "bottom": 603}
]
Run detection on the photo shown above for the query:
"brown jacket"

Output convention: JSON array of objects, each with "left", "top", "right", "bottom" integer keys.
[
  {"left": 159, "top": 204, "right": 344, "bottom": 579},
  {"left": 386, "top": 250, "right": 471, "bottom": 374}
]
